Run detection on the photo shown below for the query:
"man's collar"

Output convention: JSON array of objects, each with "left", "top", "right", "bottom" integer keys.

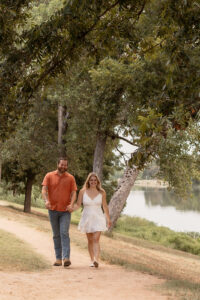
[{"left": 55, "top": 170, "right": 68, "bottom": 176}]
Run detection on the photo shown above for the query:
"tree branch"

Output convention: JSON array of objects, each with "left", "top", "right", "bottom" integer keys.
[
  {"left": 115, "top": 145, "right": 129, "bottom": 165},
  {"left": 136, "top": 0, "right": 146, "bottom": 20},
  {"left": 27, "top": 1, "right": 122, "bottom": 100},
  {"left": 142, "top": 38, "right": 166, "bottom": 54},
  {"left": 108, "top": 132, "right": 137, "bottom": 146}
]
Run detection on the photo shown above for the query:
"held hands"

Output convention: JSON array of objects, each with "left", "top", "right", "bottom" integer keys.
[
  {"left": 67, "top": 204, "right": 74, "bottom": 212},
  {"left": 67, "top": 203, "right": 79, "bottom": 212}
]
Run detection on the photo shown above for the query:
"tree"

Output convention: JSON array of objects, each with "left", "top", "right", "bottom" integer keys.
[
  {"left": 157, "top": 122, "right": 200, "bottom": 197},
  {"left": 108, "top": 0, "right": 200, "bottom": 230},
  {"left": 2, "top": 95, "right": 58, "bottom": 212},
  {"left": 47, "top": 68, "right": 122, "bottom": 193},
  {"left": 0, "top": 0, "right": 147, "bottom": 139},
  {"left": 1, "top": 0, "right": 200, "bottom": 224}
]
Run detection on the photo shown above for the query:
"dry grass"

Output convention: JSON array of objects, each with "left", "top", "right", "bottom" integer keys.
[{"left": 0, "top": 228, "right": 50, "bottom": 271}]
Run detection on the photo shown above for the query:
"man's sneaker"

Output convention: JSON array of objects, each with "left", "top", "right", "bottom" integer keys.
[
  {"left": 63, "top": 258, "right": 71, "bottom": 267},
  {"left": 53, "top": 259, "right": 62, "bottom": 266}
]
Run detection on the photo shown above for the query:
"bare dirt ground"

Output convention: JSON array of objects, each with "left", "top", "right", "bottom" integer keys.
[{"left": 0, "top": 203, "right": 171, "bottom": 300}]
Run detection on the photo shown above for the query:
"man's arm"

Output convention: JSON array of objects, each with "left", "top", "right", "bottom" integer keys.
[
  {"left": 67, "top": 190, "right": 77, "bottom": 212},
  {"left": 41, "top": 185, "right": 51, "bottom": 210}
]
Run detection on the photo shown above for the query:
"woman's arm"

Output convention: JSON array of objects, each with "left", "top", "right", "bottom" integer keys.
[{"left": 102, "top": 190, "right": 112, "bottom": 228}]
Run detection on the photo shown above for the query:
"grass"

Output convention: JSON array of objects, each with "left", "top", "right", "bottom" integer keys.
[
  {"left": 115, "top": 215, "right": 200, "bottom": 255},
  {"left": 0, "top": 186, "right": 45, "bottom": 209},
  {"left": 1, "top": 203, "right": 200, "bottom": 299},
  {"left": 0, "top": 228, "right": 50, "bottom": 271},
  {"left": 164, "top": 280, "right": 200, "bottom": 300},
  {"left": 2, "top": 188, "right": 200, "bottom": 256},
  {"left": 2, "top": 188, "right": 200, "bottom": 257},
  {"left": 0, "top": 186, "right": 82, "bottom": 222}
]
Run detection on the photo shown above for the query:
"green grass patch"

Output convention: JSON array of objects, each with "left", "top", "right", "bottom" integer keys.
[
  {"left": 0, "top": 229, "right": 50, "bottom": 271},
  {"left": 71, "top": 209, "right": 82, "bottom": 225},
  {"left": 114, "top": 215, "right": 200, "bottom": 256},
  {"left": 0, "top": 186, "right": 82, "bottom": 225},
  {"left": 0, "top": 186, "right": 45, "bottom": 209}
]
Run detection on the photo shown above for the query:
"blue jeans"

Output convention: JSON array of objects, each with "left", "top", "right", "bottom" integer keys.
[{"left": 48, "top": 210, "right": 71, "bottom": 260}]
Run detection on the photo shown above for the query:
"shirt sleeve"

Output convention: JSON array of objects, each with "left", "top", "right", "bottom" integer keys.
[
  {"left": 42, "top": 173, "right": 50, "bottom": 186},
  {"left": 71, "top": 176, "right": 77, "bottom": 191}
]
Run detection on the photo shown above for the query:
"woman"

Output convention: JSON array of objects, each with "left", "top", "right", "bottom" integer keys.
[{"left": 73, "top": 172, "right": 111, "bottom": 268}]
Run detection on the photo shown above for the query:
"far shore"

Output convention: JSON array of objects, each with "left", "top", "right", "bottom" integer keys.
[{"left": 134, "top": 179, "right": 169, "bottom": 188}]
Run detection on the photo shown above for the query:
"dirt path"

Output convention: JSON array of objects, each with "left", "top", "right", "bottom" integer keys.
[{"left": 0, "top": 206, "right": 169, "bottom": 300}]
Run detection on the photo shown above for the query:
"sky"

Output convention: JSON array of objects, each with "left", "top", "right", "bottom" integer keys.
[{"left": 116, "top": 139, "right": 137, "bottom": 163}]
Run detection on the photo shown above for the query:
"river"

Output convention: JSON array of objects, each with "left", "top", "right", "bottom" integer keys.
[{"left": 122, "top": 187, "right": 200, "bottom": 233}]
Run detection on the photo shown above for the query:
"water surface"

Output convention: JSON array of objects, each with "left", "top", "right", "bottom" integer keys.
[{"left": 122, "top": 188, "right": 200, "bottom": 232}]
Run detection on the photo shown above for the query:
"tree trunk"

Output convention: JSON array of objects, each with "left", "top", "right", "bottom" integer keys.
[
  {"left": 93, "top": 133, "right": 107, "bottom": 180},
  {"left": 12, "top": 186, "right": 16, "bottom": 196},
  {"left": 24, "top": 174, "right": 35, "bottom": 213},
  {"left": 0, "top": 145, "right": 2, "bottom": 183},
  {"left": 108, "top": 165, "right": 139, "bottom": 231},
  {"left": 58, "top": 105, "right": 69, "bottom": 157},
  {"left": 0, "top": 160, "right": 1, "bottom": 183}
]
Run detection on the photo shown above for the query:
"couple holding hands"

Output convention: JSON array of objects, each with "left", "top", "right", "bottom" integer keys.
[{"left": 42, "top": 158, "right": 111, "bottom": 268}]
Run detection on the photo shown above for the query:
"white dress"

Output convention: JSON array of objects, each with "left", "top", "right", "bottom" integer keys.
[{"left": 78, "top": 191, "right": 107, "bottom": 233}]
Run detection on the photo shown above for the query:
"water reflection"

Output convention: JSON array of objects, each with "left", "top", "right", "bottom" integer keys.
[
  {"left": 144, "top": 187, "right": 200, "bottom": 212},
  {"left": 122, "top": 188, "right": 200, "bottom": 232}
]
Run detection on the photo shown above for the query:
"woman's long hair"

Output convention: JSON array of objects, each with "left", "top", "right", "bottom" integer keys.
[{"left": 83, "top": 172, "right": 103, "bottom": 192}]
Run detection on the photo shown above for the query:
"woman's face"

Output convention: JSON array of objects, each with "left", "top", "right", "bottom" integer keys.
[{"left": 89, "top": 175, "right": 98, "bottom": 188}]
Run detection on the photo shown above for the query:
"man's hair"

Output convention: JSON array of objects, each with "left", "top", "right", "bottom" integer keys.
[{"left": 57, "top": 157, "right": 68, "bottom": 164}]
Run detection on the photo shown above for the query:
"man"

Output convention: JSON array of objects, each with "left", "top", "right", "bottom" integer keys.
[{"left": 42, "top": 158, "right": 77, "bottom": 267}]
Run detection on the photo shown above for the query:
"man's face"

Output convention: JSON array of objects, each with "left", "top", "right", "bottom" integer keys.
[{"left": 57, "top": 160, "right": 68, "bottom": 173}]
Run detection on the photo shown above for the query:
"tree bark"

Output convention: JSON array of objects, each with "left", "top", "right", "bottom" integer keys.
[
  {"left": 108, "top": 165, "right": 139, "bottom": 231},
  {"left": 58, "top": 104, "right": 69, "bottom": 157},
  {"left": 0, "top": 144, "right": 2, "bottom": 183},
  {"left": 0, "top": 160, "right": 1, "bottom": 183},
  {"left": 24, "top": 173, "right": 35, "bottom": 213},
  {"left": 93, "top": 133, "right": 107, "bottom": 180}
]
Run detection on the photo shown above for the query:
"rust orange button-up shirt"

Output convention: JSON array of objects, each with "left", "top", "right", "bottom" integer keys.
[{"left": 42, "top": 171, "right": 77, "bottom": 211}]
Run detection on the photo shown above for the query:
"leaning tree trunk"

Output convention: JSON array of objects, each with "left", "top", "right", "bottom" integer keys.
[
  {"left": 93, "top": 132, "right": 107, "bottom": 181},
  {"left": 24, "top": 173, "right": 35, "bottom": 213},
  {"left": 108, "top": 165, "right": 139, "bottom": 231},
  {"left": 58, "top": 104, "right": 69, "bottom": 157}
]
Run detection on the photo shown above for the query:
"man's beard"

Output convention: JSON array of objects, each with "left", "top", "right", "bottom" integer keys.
[{"left": 58, "top": 167, "right": 67, "bottom": 173}]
